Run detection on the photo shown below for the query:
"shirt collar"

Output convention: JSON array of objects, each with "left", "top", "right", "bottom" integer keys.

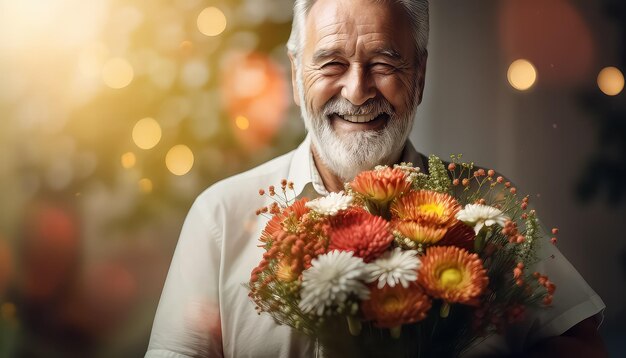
[{"left": 288, "top": 134, "right": 425, "bottom": 199}]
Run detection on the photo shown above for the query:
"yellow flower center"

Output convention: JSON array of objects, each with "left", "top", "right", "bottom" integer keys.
[
  {"left": 276, "top": 261, "right": 297, "bottom": 282},
  {"left": 382, "top": 295, "right": 402, "bottom": 312},
  {"left": 439, "top": 267, "right": 463, "bottom": 288},
  {"left": 419, "top": 203, "right": 444, "bottom": 217}
]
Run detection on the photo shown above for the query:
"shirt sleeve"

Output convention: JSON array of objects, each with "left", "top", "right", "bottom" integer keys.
[
  {"left": 146, "top": 196, "right": 224, "bottom": 358},
  {"left": 523, "top": 237, "right": 605, "bottom": 344},
  {"left": 464, "top": 234, "right": 605, "bottom": 357}
]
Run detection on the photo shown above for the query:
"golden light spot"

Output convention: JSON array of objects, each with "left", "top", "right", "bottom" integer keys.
[
  {"left": 197, "top": 7, "right": 227, "bottom": 37},
  {"left": 235, "top": 115, "right": 250, "bottom": 130},
  {"left": 419, "top": 203, "right": 444, "bottom": 217},
  {"left": 132, "top": 118, "right": 162, "bottom": 150},
  {"left": 102, "top": 57, "right": 134, "bottom": 89},
  {"left": 166, "top": 145, "right": 194, "bottom": 176},
  {"left": 597, "top": 66, "right": 624, "bottom": 96},
  {"left": 121, "top": 152, "right": 136, "bottom": 169},
  {"left": 138, "top": 178, "right": 153, "bottom": 193},
  {"left": 507, "top": 59, "right": 537, "bottom": 91},
  {"left": 440, "top": 268, "right": 463, "bottom": 288}
]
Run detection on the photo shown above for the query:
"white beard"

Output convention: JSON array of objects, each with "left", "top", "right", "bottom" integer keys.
[{"left": 297, "top": 75, "right": 417, "bottom": 181}]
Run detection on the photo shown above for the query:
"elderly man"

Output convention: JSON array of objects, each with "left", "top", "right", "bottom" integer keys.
[{"left": 146, "top": 0, "right": 606, "bottom": 357}]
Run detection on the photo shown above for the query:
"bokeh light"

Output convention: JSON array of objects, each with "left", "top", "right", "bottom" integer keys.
[
  {"left": 221, "top": 52, "right": 289, "bottom": 150},
  {"left": 132, "top": 118, "right": 162, "bottom": 150},
  {"left": 166, "top": 145, "right": 194, "bottom": 176},
  {"left": 507, "top": 59, "right": 537, "bottom": 91},
  {"left": 102, "top": 57, "right": 134, "bottom": 89},
  {"left": 121, "top": 152, "right": 136, "bottom": 169},
  {"left": 235, "top": 115, "right": 250, "bottom": 130},
  {"left": 499, "top": 0, "right": 594, "bottom": 85},
  {"left": 22, "top": 203, "right": 78, "bottom": 301},
  {"left": 180, "top": 59, "right": 210, "bottom": 89},
  {"left": 138, "top": 178, "right": 153, "bottom": 193},
  {"left": 197, "top": 7, "right": 227, "bottom": 37},
  {"left": 597, "top": 67, "right": 624, "bottom": 96},
  {"left": 81, "top": 261, "right": 138, "bottom": 334}
]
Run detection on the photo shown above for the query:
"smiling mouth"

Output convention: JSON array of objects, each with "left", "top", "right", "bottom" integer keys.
[{"left": 333, "top": 112, "right": 389, "bottom": 124}]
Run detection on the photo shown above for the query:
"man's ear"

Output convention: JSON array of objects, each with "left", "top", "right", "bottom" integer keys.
[
  {"left": 416, "top": 51, "right": 428, "bottom": 105},
  {"left": 288, "top": 53, "right": 301, "bottom": 107}
]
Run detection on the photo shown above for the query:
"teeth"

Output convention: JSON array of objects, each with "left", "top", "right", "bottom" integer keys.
[{"left": 340, "top": 113, "right": 380, "bottom": 123}]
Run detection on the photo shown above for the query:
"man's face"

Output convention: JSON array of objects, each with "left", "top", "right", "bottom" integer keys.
[{"left": 292, "top": 0, "right": 427, "bottom": 181}]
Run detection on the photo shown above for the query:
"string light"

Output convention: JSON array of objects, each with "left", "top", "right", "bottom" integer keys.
[
  {"left": 102, "top": 58, "right": 134, "bottom": 89},
  {"left": 197, "top": 7, "right": 227, "bottom": 37},
  {"left": 507, "top": 59, "right": 537, "bottom": 91},
  {"left": 235, "top": 115, "right": 250, "bottom": 130},
  {"left": 166, "top": 145, "right": 194, "bottom": 176},
  {"left": 138, "top": 178, "right": 153, "bottom": 193},
  {"left": 132, "top": 118, "right": 162, "bottom": 150},
  {"left": 121, "top": 152, "right": 136, "bottom": 169},
  {"left": 597, "top": 66, "right": 624, "bottom": 96}
]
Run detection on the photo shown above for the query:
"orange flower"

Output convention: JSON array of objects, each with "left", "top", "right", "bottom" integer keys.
[
  {"left": 391, "top": 191, "right": 460, "bottom": 245},
  {"left": 350, "top": 167, "right": 411, "bottom": 204},
  {"left": 418, "top": 246, "right": 488, "bottom": 305},
  {"left": 361, "top": 282, "right": 432, "bottom": 328},
  {"left": 392, "top": 221, "right": 448, "bottom": 245},
  {"left": 261, "top": 198, "right": 310, "bottom": 242},
  {"left": 391, "top": 190, "right": 460, "bottom": 227},
  {"left": 329, "top": 209, "right": 393, "bottom": 262}
]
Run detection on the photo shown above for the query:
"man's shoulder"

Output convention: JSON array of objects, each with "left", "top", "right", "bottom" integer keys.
[{"left": 196, "top": 149, "right": 297, "bottom": 205}]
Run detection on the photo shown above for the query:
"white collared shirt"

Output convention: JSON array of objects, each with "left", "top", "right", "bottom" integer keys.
[{"left": 146, "top": 136, "right": 604, "bottom": 358}]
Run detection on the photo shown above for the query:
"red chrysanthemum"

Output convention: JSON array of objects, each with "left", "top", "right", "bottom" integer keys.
[
  {"left": 328, "top": 209, "right": 393, "bottom": 262},
  {"left": 417, "top": 246, "right": 488, "bottom": 305},
  {"left": 438, "top": 221, "right": 476, "bottom": 251},
  {"left": 260, "top": 198, "right": 310, "bottom": 242},
  {"left": 361, "top": 282, "right": 432, "bottom": 328},
  {"left": 350, "top": 167, "right": 411, "bottom": 204}
]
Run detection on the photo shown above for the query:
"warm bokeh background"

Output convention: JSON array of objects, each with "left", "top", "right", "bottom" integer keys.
[{"left": 0, "top": 0, "right": 624, "bottom": 357}]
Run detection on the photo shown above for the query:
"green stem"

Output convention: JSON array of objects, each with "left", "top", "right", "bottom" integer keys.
[
  {"left": 390, "top": 326, "right": 402, "bottom": 339},
  {"left": 346, "top": 316, "right": 362, "bottom": 336},
  {"left": 474, "top": 230, "right": 486, "bottom": 252},
  {"left": 440, "top": 302, "right": 450, "bottom": 318}
]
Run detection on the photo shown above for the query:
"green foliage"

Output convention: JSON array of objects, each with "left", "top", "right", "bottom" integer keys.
[{"left": 425, "top": 155, "right": 452, "bottom": 193}]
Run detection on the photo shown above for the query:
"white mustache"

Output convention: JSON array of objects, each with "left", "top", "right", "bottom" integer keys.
[{"left": 321, "top": 97, "right": 395, "bottom": 117}]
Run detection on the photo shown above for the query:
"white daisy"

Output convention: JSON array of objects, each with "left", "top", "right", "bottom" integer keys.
[
  {"left": 365, "top": 248, "right": 421, "bottom": 289},
  {"left": 456, "top": 204, "right": 509, "bottom": 235},
  {"left": 299, "top": 250, "right": 369, "bottom": 316},
  {"left": 304, "top": 191, "right": 353, "bottom": 216}
]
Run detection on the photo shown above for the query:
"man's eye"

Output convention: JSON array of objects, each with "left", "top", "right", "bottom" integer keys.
[
  {"left": 320, "top": 62, "right": 346, "bottom": 74},
  {"left": 371, "top": 63, "right": 395, "bottom": 73},
  {"left": 322, "top": 62, "right": 344, "bottom": 69}
]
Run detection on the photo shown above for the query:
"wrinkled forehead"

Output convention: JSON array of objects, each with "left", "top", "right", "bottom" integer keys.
[{"left": 303, "top": 0, "right": 414, "bottom": 57}]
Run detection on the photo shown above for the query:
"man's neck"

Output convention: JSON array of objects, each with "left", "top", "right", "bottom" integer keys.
[
  {"left": 310, "top": 144, "right": 405, "bottom": 193},
  {"left": 310, "top": 147, "right": 345, "bottom": 193}
]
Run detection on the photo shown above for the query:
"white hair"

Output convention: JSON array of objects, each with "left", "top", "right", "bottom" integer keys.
[{"left": 287, "top": 0, "right": 429, "bottom": 63}]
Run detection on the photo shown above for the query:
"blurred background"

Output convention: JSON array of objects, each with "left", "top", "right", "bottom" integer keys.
[{"left": 0, "top": 0, "right": 624, "bottom": 357}]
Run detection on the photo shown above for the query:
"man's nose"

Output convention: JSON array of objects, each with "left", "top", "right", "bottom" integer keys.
[{"left": 340, "top": 65, "right": 376, "bottom": 106}]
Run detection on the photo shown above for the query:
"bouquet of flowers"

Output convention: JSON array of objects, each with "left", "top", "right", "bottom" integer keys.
[{"left": 248, "top": 156, "right": 557, "bottom": 357}]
